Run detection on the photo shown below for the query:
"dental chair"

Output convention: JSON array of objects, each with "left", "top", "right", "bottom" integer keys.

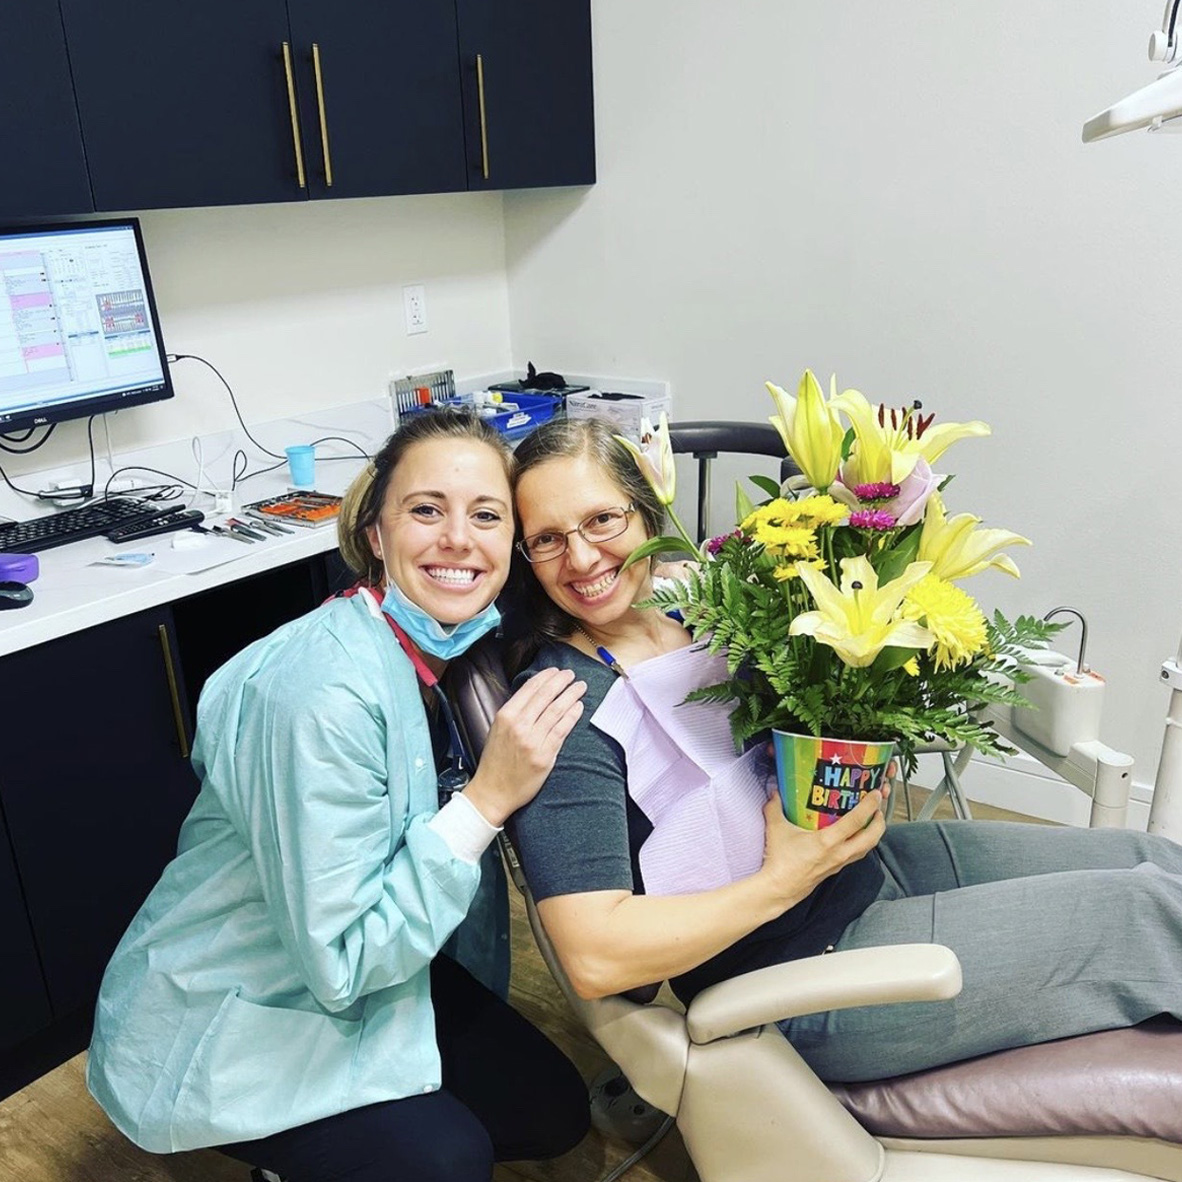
[
  {"left": 666, "top": 420, "right": 798, "bottom": 543},
  {"left": 448, "top": 638, "right": 1182, "bottom": 1182}
]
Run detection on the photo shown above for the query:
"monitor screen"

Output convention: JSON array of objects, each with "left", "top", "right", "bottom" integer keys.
[{"left": 0, "top": 218, "right": 174, "bottom": 435}]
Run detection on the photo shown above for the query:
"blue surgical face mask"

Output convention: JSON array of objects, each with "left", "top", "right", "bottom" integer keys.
[{"left": 379, "top": 575, "right": 501, "bottom": 661}]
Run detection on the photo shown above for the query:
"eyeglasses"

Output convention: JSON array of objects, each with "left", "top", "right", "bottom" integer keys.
[{"left": 517, "top": 505, "right": 636, "bottom": 563}]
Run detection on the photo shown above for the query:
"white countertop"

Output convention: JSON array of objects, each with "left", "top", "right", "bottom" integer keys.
[{"left": 0, "top": 399, "right": 387, "bottom": 658}]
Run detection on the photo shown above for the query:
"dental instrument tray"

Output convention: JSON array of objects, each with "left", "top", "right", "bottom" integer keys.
[{"left": 241, "top": 491, "right": 342, "bottom": 528}]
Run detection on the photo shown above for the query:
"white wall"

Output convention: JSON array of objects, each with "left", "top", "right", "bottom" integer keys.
[
  {"left": 502, "top": 0, "right": 1182, "bottom": 791},
  {"left": 5, "top": 191, "right": 511, "bottom": 478}
]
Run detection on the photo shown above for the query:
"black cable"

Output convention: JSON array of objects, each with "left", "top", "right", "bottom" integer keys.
[
  {"left": 232, "top": 448, "right": 250, "bottom": 489},
  {"left": 0, "top": 463, "right": 43, "bottom": 498},
  {"left": 27, "top": 417, "right": 100, "bottom": 502},
  {"left": 168, "top": 353, "right": 287, "bottom": 460},
  {"left": 85, "top": 415, "right": 97, "bottom": 493},
  {"left": 233, "top": 456, "right": 288, "bottom": 486},
  {"left": 102, "top": 465, "right": 195, "bottom": 500},
  {"left": 0, "top": 424, "right": 56, "bottom": 454},
  {"left": 309, "top": 435, "right": 373, "bottom": 461},
  {"left": 168, "top": 355, "right": 375, "bottom": 490},
  {"left": 232, "top": 437, "right": 371, "bottom": 487}
]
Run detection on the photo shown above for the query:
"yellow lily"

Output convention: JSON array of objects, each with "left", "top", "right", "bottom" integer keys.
[
  {"left": 829, "top": 387, "right": 991, "bottom": 487},
  {"left": 917, "top": 492, "right": 1031, "bottom": 580},
  {"left": 615, "top": 412, "right": 676, "bottom": 506},
  {"left": 790, "top": 556, "right": 935, "bottom": 668},
  {"left": 766, "top": 371, "right": 845, "bottom": 491}
]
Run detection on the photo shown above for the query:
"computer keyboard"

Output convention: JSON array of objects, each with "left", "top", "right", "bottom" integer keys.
[{"left": 0, "top": 498, "right": 171, "bottom": 553}]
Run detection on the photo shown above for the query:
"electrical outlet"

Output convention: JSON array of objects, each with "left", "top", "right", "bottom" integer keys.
[{"left": 403, "top": 284, "right": 428, "bottom": 335}]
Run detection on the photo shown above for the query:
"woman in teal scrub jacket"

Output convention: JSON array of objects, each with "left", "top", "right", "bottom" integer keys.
[{"left": 87, "top": 411, "right": 590, "bottom": 1181}]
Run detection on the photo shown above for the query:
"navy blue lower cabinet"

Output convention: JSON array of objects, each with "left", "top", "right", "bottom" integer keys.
[
  {"left": 0, "top": 607, "right": 198, "bottom": 1019},
  {"left": 0, "top": 812, "right": 52, "bottom": 1056}
]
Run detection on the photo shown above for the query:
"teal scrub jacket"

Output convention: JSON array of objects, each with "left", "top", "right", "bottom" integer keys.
[{"left": 87, "top": 593, "right": 508, "bottom": 1153}]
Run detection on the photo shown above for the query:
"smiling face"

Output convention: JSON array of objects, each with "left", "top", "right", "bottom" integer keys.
[
  {"left": 366, "top": 437, "right": 514, "bottom": 625},
  {"left": 515, "top": 452, "right": 652, "bottom": 631}
]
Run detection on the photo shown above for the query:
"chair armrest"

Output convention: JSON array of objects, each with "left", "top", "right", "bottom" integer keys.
[{"left": 685, "top": 943, "right": 962, "bottom": 1044}]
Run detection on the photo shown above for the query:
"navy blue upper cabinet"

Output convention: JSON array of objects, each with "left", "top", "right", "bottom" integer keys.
[
  {"left": 455, "top": 0, "right": 595, "bottom": 191},
  {"left": 0, "top": 3, "right": 92, "bottom": 220},
  {"left": 285, "top": 2, "right": 467, "bottom": 199},
  {"left": 21, "top": 2, "right": 593, "bottom": 215},
  {"left": 58, "top": 1, "right": 305, "bottom": 211}
]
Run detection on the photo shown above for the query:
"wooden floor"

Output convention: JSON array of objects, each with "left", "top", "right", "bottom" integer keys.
[{"left": 0, "top": 788, "right": 1036, "bottom": 1182}]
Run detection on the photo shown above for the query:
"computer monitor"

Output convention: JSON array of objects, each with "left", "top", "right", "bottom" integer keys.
[{"left": 0, "top": 218, "right": 174, "bottom": 435}]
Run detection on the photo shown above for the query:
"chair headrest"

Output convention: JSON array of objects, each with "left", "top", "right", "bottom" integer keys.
[{"left": 446, "top": 638, "right": 512, "bottom": 761}]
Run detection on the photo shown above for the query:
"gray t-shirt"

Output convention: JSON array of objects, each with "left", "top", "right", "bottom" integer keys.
[{"left": 509, "top": 642, "right": 885, "bottom": 1005}]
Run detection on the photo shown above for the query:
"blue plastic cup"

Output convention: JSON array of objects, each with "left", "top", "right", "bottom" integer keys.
[{"left": 285, "top": 445, "right": 316, "bottom": 489}]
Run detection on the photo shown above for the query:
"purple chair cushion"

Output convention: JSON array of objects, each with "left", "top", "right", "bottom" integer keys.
[{"left": 828, "top": 1020, "right": 1182, "bottom": 1142}]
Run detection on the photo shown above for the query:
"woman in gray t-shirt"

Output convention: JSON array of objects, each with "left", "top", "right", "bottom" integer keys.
[{"left": 506, "top": 416, "right": 1182, "bottom": 1084}]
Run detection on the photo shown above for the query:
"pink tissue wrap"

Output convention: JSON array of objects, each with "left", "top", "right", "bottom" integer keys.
[{"left": 589, "top": 644, "right": 775, "bottom": 896}]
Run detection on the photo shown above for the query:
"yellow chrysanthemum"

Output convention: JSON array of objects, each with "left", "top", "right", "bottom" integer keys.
[
  {"left": 752, "top": 521, "right": 819, "bottom": 559},
  {"left": 795, "top": 494, "right": 849, "bottom": 527},
  {"left": 741, "top": 498, "right": 794, "bottom": 531},
  {"left": 772, "top": 557, "right": 826, "bottom": 581},
  {"left": 902, "top": 657, "right": 920, "bottom": 676},
  {"left": 903, "top": 574, "right": 988, "bottom": 670}
]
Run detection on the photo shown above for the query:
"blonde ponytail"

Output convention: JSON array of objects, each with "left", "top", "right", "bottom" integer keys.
[{"left": 337, "top": 462, "right": 383, "bottom": 586}]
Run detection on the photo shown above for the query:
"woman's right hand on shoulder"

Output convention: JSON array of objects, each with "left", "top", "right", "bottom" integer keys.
[
  {"left": 756, "top": 792, "right": 886, "bottom": 912},
  {"left": 461, "top": 668, "right": 587, "bottom": 827}
]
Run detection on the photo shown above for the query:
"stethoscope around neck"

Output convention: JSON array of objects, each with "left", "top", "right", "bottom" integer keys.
[
  {"left": 430, "top": 687, "right": 473, "bottom": 804},
  {"left": 335, "top": 584, "right": 474, "bottom": 807}
]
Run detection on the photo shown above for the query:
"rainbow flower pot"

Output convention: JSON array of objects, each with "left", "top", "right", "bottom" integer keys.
[{"left": 772, "top": 730, "right": 894, "bottom": 830}]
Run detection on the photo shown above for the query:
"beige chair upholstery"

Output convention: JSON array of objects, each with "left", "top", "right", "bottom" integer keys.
[{"left": 448, "top": 640, "right": 1182, "bottom": 1182}]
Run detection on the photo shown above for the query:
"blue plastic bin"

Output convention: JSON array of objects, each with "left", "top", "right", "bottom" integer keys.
[{"left": 401, "top": 393, "right": 560, "bottom": 441}]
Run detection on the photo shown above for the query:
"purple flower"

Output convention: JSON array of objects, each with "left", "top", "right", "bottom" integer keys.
[
  {"left": 849, "top": 509, "right": 897, "bottom": 531},
  {"left": 852, "top": 482, "right": 901, "bottom": 502},
  {"left": 706, "top": 529, "right": 742, "bottom": 555}
]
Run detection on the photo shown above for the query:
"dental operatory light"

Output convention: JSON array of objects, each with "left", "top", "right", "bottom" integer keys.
[{"left": 1083, "top": 0, "right": 1182, "bottom": 140}]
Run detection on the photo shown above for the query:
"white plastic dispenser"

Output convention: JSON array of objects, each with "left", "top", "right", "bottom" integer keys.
[{"left": 1011, "top": 608, "right": 1106, "bottom": 757}]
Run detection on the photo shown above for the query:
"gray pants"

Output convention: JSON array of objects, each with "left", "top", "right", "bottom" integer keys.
[{"left": 780, "top": 821, "right": 1182, "bottom": 1082}]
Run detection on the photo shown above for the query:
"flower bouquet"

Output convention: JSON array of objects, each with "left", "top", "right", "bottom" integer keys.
[{"left": 618, "top": 372, "right": 1059, "bottom": 826}]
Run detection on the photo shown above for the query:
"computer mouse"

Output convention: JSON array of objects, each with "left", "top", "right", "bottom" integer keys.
[{"left": 0, "top": 581, "right": 33, "bottom": 610}]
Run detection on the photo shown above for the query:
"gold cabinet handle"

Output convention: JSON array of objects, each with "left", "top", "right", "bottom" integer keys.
[
  {"left": 282, "top": 41, "right": 307, "bottom": 189},
  {"left": 311, "top": 42, "right": 333, "bottom": 187},
  {"left": 157, "top": 624, "right": 190, "bottom": 760},
  {"left": 476, "top": 53, "right": 490, "bottom": 180}
]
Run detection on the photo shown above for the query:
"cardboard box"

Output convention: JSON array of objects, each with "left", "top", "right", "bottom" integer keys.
[{"left": 564, "top": 389, "right": 673, "bottom": 441}]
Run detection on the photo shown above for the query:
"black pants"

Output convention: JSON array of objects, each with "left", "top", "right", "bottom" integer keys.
[{"left": 218, "top": 955, "right": 590, "bottom": 1181}]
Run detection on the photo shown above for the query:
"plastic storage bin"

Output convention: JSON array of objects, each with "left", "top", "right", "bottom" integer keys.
[{"left": 400, "top": 393, "right": 560, "bottom": 441}]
